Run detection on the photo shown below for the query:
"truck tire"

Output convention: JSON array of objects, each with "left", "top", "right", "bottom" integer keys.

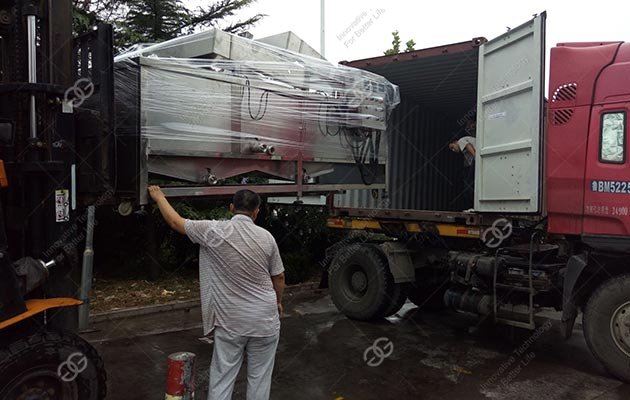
[
  {"left": 583, "top": 274, "right": 630, "bottom": 382},
  {"left": 0, "top": 329, "right": 107, "bottom": 400},
  {"left": 382, "top": 283, "right": 407, "bottom": 317},
  {"left": 329, "top": 244, "right": 394, "bottom": 320}
]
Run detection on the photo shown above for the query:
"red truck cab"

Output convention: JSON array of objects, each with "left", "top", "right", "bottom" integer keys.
[{"left": 547, "top": 42, "right": 630, "bottom": 246}]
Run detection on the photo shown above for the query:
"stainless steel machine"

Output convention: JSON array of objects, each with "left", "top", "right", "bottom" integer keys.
[{"left": 113, "top": 29, "right": 400, "bottom": 203}]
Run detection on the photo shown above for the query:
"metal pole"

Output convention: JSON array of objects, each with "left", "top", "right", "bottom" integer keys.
[
  {"left": 26, "top": 14, "right": 37, "bottom": 139},
  {"left": 320, "top": 0, "right": 325, "bottom": 58},
  {"left": 78, "top": 206, "right": 95, "bottom": 331}
]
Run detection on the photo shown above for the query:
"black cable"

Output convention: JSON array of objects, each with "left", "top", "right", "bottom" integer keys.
[
  {"left": 316, "top": 92, "right": 342, "bottom": 137},
  {"left": 351, "top": 130, "right": 381, "bottom": 185},
  {"left": 245, "top": 78, "right": 269, "bottom": 120}
]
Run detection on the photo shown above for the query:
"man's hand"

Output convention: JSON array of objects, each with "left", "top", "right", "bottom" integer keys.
[
  {"left": 148, "top": 185, "right": 166, "bottom": 202},
  {"left": 148, "top": 185, "right": 186, "bottom": 234},
  {"left": 465, "top": 143, "right": 476, "bottom": 157},
  {"left": 271, "top": 272, "right": 285, "bottom": 317}
]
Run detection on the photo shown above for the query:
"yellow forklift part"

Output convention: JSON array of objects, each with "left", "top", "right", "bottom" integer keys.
[
  {"left": 0, "top": 160, "right": 8, "bottom": 187},
  {"left": 0, "top": 298, "right": 83, "bottom": 330},
  {"left": 326, "top": 217, "right": 480, "bottom": 239}
]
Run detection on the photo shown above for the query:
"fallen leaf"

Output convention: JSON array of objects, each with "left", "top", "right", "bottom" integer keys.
[{"left": 453, "top": 366, "right": 472, "bottom": 375}]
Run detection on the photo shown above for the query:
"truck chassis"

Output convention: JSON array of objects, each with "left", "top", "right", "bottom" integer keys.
[{"left": 325, "top": 212, "right": 630, "bottom": 383}]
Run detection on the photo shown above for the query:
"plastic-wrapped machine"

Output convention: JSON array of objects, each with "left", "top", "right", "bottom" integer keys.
[{"left": 114, "top": 29, "right": 400, "bottom": 203}]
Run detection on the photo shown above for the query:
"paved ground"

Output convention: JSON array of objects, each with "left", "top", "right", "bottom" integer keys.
[{"left": 85, "top": 291, "right": 630, "bottom": 400}]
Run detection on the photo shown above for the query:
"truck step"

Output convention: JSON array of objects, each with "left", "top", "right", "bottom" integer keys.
[
  {"left": 495, "top": 317, "right": 536, "bottom": 330},
  {"left": 494, "top": 283, "right": 536, "bottom": 294}
]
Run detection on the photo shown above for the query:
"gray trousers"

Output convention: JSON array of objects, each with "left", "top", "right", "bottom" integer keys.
[{"left": 208, "top": 327, "right": 280, "bottom": 400}]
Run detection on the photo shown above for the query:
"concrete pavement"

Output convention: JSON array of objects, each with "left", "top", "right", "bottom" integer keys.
[{"left": 84, "top": 292, "right": 630, "bottom": 399}]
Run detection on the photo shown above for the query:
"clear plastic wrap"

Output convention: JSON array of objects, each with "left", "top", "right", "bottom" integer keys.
[{"left": 113, "top": 28, "right": 400, "bottom": 201}]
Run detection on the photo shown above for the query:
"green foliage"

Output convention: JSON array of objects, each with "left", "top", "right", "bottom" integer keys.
[
  {"left": 123, "top": 0, "right": 191, "bottom": 44},
  {"left": 383, "top": 30, "right": 401, "bottom": 56},
  {"left": 73, "top": 8, "right": 96, "bottom": 34},
  {"left": 72, "top": 0, "right": 265, "bottom": 49},
  {"left": 384, "top": 30, "right": 416, "bottom": 55},
  {"left": 152, "top": 199, "right": 233, "bottom": 272},
  {"left": 185, "top": 0, "right": 265, "bottom": 34},
  {"left": 280, "top": 251, "right": 319, "bottom": 285},
  {"left": 93, "top": 199, "right": 343, "bottom": 286},
  {"left": 171, "top": 200, "right": 233, "bottom": 221},
  {"left": 405, "top": 39, "right": 416, "bottom": 52},
  {"left": 263, "top": 205, "right": 345, "bottom": 284}
]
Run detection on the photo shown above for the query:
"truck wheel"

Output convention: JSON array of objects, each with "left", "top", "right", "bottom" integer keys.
[
  {"left": 584, "top": 274, "right": 630, "bottom": 382},
  {"left": 0, "top": 329, "right": 107, "bottom": 399},
  {"left": 382, "top": 283, "right": 407, "bottom": 317},
  {"left": 329, "top": 244, "right": 394, "bottom": 320}
]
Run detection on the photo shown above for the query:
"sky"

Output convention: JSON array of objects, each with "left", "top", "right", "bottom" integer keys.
[{"left": 185, "top": 0, "right": 629, "bottom": 65}]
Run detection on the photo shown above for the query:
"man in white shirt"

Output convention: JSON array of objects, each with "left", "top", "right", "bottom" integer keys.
[
  {"left": 449, "top": 133, "right": 476, "bottom": 209},
  {"left": 148, "top": 186, "right": 285, "bottom": 400}
]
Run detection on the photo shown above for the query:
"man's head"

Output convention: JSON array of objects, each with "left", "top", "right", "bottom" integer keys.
[
  {"left": 448, "top": 139, "right": 461, "bottom": 153},
  {"left": 230, "top": 189, "right": 261, "bottom": 220}
]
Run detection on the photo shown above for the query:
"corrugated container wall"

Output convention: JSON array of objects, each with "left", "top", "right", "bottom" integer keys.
[
  {"left": 389, "top": 100, "right": 465, "bottom": 211},
  {"left": 334, "top": 39, "right": 482, "bottom": 212},
  {"left": 335, "top": 100, "right": 465, "bottom": 211}
]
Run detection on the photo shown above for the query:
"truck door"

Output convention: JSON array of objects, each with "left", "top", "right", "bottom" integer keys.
[
  {"left": 475, "top": 13, "right": 546, "bottom": 213},
  {"left": 583, "top": 105, "right": 630, "bottom": 237}
]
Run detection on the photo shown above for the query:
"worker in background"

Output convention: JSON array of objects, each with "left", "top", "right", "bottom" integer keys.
[
  {"left": 448, "top": 119, "right": 477, "bottom": 209},
  {"left": 148, "top": 186, "right": 285, "bottom": 400}
]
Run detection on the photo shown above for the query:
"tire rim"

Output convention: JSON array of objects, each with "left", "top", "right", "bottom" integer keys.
[
  {"left": 342, "top": 264, "right": 369, "bottom": 300},
  {"left": 0, "top": 365, "right": 79, "bottom": 400},
  {"left": 610, "top": 301, "right": 630, "bottom": 358},
  {"left": 351, "top": 270, "right": 368, "bottom": 292}
]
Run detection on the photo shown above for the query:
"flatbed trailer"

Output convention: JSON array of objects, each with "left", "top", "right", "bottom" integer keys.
[{"left": 327, "top": 212, "right": 482, "bottom": 240}]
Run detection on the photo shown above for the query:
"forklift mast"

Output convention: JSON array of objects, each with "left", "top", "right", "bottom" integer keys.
[{"left": 0, "top": 0, "right": 114, "bottom": 329}]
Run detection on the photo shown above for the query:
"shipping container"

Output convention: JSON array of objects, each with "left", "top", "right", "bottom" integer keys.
[{"left": 335, "top": 38, "right": 486, "bottom": 212}]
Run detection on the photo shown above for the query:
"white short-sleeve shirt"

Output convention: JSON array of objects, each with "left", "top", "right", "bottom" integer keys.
[
  {"left": 457, "top": 136, "right": 476, "bottom": 167},
  {"left": 184, "top": 214, "right": 284, "bottom": 337}
]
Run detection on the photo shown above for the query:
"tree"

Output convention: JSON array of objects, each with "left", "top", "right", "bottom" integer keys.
[
  {"left": 72, "top": 0, "right": 127, "bottom": 35},
  {"left": 73, "top": 0, "right": 264, "bottom": 50},
  {"left": 405, "top": 39, "right": 416, "bottom": 52},
  {"left": 183, "top": 0, "right": 264, "bottom": 34},
  {"left": 383, "top": 30, "right": 401, "bottom": 56},
  {"left": 124, "top": 0, "right": 191, "bottom": 44},
  {"left": 383, "top": 30, "right": 416, "bottom": 55}
]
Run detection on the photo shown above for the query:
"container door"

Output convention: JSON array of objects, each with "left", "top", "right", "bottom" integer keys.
[{"left": 475, "top": 12, "right": 546, "bottom": 213}]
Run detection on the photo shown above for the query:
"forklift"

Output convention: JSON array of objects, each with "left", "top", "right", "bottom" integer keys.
[{"left": 0, "top": 0, "right": 113, "bottom": 398}]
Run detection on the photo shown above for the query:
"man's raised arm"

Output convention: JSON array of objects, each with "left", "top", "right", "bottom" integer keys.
[{"left": 148, "top": 185, "right": 186, "bottom": 234}]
